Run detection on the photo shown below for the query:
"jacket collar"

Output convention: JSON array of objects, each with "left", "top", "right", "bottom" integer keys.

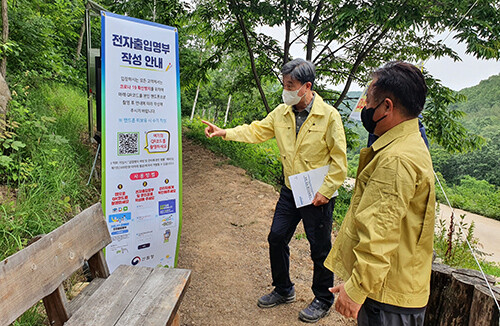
[
  {"left": 371, "top": 118, "right": 420, "bottom": 152},
  {"left": 283, "top": 92, "right": 326, "bottom": 117}
]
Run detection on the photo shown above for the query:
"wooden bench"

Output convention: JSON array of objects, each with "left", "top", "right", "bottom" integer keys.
[{"left": 0, "top": 203, "right": 191, "bottom": 326}]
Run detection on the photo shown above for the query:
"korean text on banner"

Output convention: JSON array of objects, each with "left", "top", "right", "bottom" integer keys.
[{"left": 101, "top": 11, "right": 182, "bottom": 273}]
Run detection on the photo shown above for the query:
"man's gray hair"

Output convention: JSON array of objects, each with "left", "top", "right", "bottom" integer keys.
[{"left": 281, "top": 58, "right": 316, "bottom": 88}]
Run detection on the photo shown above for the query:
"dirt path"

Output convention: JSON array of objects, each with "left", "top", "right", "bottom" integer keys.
[{"left": 177, "top": 137, "right": 355, "bottom": 326}]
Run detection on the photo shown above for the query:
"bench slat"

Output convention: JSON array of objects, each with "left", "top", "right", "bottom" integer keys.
[
  {"left": 65, "top": 265, "right": 153, "bottom": 326},
  {"left": 67, "top": 278, "right": 106, "bottom": 315},
  {"left": 114, "top": 267, "right": 191, "bottom": 326},
  {"left": 0, "top": 203, "right": 111, "bottom": 326}
]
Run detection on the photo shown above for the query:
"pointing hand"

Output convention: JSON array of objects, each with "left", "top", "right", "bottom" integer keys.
[{"left": 201, "top": 120, "right": 226, "bottom": 138}]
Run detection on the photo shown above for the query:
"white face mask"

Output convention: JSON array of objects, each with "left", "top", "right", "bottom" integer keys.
[{"left": 282, "top": 84, "right": 305, "bottom": 106}]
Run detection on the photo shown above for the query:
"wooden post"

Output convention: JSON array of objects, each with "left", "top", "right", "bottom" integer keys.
[
  {"left": 426, "top": 263, "right": 500, "bottom": 326},
  {"left": 43, "top": 285, "right": 71, "bottom": 326},
  {"left": 88, "top": 250, "right": 110, "bottom": 279},
  {"left": 437, "top": 271, "right": 477, "bottom": 325},
  {"left": 224, "top": 94, "right": 232, "bottom": 126},
  {"left": 190, "top": 80, "right": 201, "bottom": 121}
]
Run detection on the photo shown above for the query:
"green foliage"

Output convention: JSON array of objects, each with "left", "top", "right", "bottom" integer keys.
[
  {"left": 434, "top": 213, "right": 500, "bottom": 277},
  {"left": 108, "top": 0, "right": 192, "bottom": 27},
  {"left": 435, "top": 175, "right": 500, "bottom": 220},
  {"left": 7, "top": 0, "right": 86, "bottom": 85},
  {"left": 187, "top": 0, "right": 498, "bottom": 153},
  {"left": 431, "top": 74, "right": 500, "bottom": 187},
  {"left": 294, "top": 232, "right": 306, "bottom": 240},
  {"left": 0, "top": 83, "right": 98, "bottom": 261},
  {"left": 347, "top": 153, "right": 359, "bottom": 178},
  {"left": 183, "top": 118, "right": 283, "bottom": 186},
  {"left": 423, "top": 73, "right": 485, "bottom": 153},
  {"left": 10, "top": 303, "right": 45, "bottom": 326},
  {"left": 332, "top": 186, "right": 353, "bottom": 230}
]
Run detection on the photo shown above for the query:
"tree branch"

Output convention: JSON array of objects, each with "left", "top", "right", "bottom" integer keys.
[{"left": 333, "top": 25, "right": 390, "bottom": 108}]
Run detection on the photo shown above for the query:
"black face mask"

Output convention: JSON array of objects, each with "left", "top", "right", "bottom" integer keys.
[{"left": 361, "top": 100, "right": 386, "bottom": 134}]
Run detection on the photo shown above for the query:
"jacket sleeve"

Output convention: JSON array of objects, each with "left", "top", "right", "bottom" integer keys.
[
  {"left": 224, "top": 108, "right": 277, "bottom": 144},
  {"left": 318, "top": 110, "right": 347, "bottom": 198},
  {"left": 343, "top": 156, "right": 417, "bottom": 304}
]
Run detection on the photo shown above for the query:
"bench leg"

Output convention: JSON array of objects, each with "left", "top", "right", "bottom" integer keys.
[
  {"left": 88, "top": 250, "right": 110, "bottom": 279},
  {"left": 171, "top": 312, "right": 180, "bottom": 326},
  {"left": 43, "top": 285, "right": 70, "bottom": 326}
]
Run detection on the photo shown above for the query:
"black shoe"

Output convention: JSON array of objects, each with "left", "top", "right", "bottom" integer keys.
[
  {"left": 299, "top": 298, "right": 330, "bottom": 323},
  {"left": 257, "top": 289, "right": 296, "bottom": 308}
]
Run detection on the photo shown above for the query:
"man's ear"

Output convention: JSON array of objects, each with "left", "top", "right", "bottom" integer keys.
[{"left": 384, "top": 98, "right": 394, "bottom": 113}]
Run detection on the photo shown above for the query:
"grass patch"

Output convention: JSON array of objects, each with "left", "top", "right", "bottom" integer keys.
[
  {"left": 183, "top": 118, "right": 283, "bottom": 188},
  {"left": 0, "top": 82, "right": 99, "bottom": 324},
  {"left": 0, "top": 83, "right": 98, "bottom": 259}
]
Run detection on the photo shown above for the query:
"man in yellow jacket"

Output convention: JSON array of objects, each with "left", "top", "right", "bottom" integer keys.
[
  {"left": 202, "top": 58, "right": 347, "bottom": 323},
  {"left": 325, "top": 61, "right": 435, "bottom": 325}
]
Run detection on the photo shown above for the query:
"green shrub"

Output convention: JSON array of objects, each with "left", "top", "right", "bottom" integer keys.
[
  {"left": 0, "top": 83, "right": 98, "bottom": 260},
  {"left": 435, "top": 174, "right": 500, "bottom": 220},
  {"left": 434, "top": 212, "right": 500, "bottom": 278},
  {"left": 332, "top": 186, "right": 353, "bottom": 230},
  {"left": 183, "top": 118, "right": 283, "bottom": 187}
]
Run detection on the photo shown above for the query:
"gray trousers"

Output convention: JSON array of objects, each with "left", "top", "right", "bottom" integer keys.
[{"left": 357, "top": 298, "right": 426, "bottom": 326}]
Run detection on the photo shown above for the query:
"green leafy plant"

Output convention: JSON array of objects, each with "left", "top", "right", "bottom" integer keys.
[
  {"left": 435, "top": 174, "right": 500, "bottom": 220},
  {"left": 434, "top": 212, "right": 500, "bottom": 277}
]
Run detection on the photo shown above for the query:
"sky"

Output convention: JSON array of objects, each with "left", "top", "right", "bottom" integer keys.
[
  {"left": 424, "top": 37, "right": 500, "bottom": 91},
  {"left": 257, "top": 25, "right": 500, "bottom": 92}
]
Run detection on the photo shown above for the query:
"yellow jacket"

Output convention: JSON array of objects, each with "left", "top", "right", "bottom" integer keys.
[
  {"left": 224, "top": 93, "right": 347, "bottom": 198},
  {"left": 324, "top": 118, "right": 435, "bottom": 308}
]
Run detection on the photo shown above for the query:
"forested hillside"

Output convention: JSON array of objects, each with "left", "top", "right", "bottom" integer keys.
[{"left": 431, "top": 74, "right": 500, "bottom": 187}]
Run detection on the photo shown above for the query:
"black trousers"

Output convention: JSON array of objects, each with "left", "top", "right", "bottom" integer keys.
[
  {"left": 268, "top": 186, "right": 335, "bottom": 306},
  {"left": 358, "top": 298, "right": 426, "bottom": 326}
]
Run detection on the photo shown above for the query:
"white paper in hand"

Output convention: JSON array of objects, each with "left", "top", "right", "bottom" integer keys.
[{"left": 288, "top": 165, "right": 338, "bottom": 208}]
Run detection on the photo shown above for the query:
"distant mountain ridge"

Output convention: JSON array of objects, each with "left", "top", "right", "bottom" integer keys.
[
  {"left": 432, "top": 73, "right": 500, "bottom": 187},
  {"left": 452, "top": 74, "right": 500, "bottom": 135}
]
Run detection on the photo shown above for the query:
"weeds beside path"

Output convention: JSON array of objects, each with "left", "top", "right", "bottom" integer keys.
[
  {"left": 438, "top": 204, "right": 500, "bottom": 264},
  {"left": 178, "top": 137, "right": 355, "bottom": 326}
]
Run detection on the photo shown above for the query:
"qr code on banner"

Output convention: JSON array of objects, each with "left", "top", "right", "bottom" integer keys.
[{"left": 118, "top": 132, "right": 139, "bottom": 155}]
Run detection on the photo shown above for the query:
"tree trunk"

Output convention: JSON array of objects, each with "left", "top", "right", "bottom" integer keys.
[
  {"left": 190, "top": 43, "right": 204, "bottom": 121},
  {"left": 1, "top": 0, "right": 8, "bottom": 77},
  {"left": 230, "top": 0, "right": 271, "bottom": 113},
  {"left": 75, "top": 22, "right": 86, "bottom": 61},
  {"left": 425, "top": 263, "right": 499, "bottom": 326},
  {"left": 306, "top": 0, "right": 323, "bottom": 61},
  {"left": 152, "top": 0, "right": 157, "bottom": 22},
  {"left": 224, "top": 94, "right": 232, "bottom": 126},
  {"left": 190, "top": 80, "right": 201, "bottom": 121},
  {"left": 468, "top": 283, "right": 500, "bottom": 326},
  {"left": 425, "top": 263, "right": 456, "bottom": 326},
  {"left": 283, "top": 0, "right": 291, "bottom": 65}
]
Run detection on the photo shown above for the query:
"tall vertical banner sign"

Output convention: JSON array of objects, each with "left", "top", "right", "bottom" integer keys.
[{"left": 101, "top": 12, "right": 182, "bottom": 273}]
